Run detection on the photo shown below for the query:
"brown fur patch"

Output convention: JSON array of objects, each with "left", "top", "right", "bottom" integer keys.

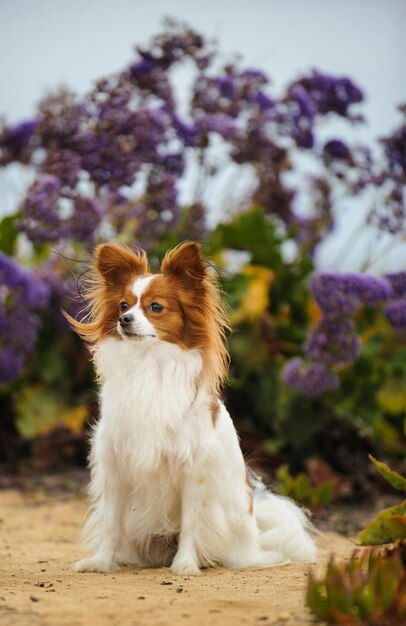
[
  {"left": 139, "top": 275, "right": 188, "bottom": 348},
  {"left": 63, "top": 244, "right": 148, "bottom": 343},
  {"left": 210, "top": 398, "right": 219, "bottom": 427}
]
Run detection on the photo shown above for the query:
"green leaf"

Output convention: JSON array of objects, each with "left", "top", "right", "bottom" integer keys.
[
  {"left": 355, "top": 501, "right": 406, "bottom": 545},
  {"left": 207, "top": 208, "right": 283, "bottom": 268},
  {"left": 369, "top": 454, "right": 406, "bottom": 491},
  {"left": 0, "top": 215, "right": 18, "bottom": 255},
  {"left": 14, "top": 384, "right": 87, "bottom": 439}
]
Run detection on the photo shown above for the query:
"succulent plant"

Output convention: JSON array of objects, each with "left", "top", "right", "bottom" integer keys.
[{"left": 306, "top": 543, "right": 406, "bottom": 625}]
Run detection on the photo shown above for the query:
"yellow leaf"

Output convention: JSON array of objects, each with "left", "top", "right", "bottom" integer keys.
[
  {"left": 377, "top": 383, "right": 406, "bottom": 415},
  {"left": 59, "top": 405, "right": 89, "bottom": 434},
  {"left": 359, "top": 314, "right": 390, "bottom": 344},
  {"left": 15, "top": 384, "right": 88, "bottom": 439},
  {"left": 231, "top": 265, "right": 273, "bottom": 325},
  {"left": 308, "top": 298, "right": 322, "bottom": 325}
]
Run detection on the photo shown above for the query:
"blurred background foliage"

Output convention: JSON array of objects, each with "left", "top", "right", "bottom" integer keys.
[{"left": 0, "top": 20, "right": 405, "bottom": 499}]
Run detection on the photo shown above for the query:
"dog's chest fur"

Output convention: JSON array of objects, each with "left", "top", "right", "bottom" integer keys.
[{"left": 94, "top": 337, "right": 211, "bottom": 471}]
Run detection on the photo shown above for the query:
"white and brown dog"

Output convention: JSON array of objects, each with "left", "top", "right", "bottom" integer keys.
[{"left": 67, "top": 241, "right": 316, "bottom": 575}]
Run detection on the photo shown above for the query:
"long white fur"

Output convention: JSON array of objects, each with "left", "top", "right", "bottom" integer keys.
[{"left": 75, "top": 284, "right": 317, "bottom": 575}]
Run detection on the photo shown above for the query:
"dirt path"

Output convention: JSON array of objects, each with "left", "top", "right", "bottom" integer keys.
[{"left": 0, "top": 487, "right": 354, "bottom": 626}]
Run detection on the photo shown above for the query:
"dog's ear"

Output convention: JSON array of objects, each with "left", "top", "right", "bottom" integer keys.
[
  {"left": 162, "top": 242, "right": 207, "bottom": 288},
  {"left": 95, "top": 243, "right": 148, "bottom": 284}
]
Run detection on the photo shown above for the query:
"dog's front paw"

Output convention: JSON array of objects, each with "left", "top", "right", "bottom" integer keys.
[
  {"left": 170, "top": 559, "right": 201, "bottom": 576},
  {"left": 74, "top": 556, "right": 118, "bottom": 573}
]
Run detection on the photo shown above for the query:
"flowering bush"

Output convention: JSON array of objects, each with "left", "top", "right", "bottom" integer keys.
[
  {"left": 0, "top": 20, "right": 404, "bottom": 471},
  {"left": 0, "top": 252, "right": 49, "bottom": 383}
]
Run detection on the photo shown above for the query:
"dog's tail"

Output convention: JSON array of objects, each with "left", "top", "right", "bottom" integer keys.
[{"left": 249, "top": 471, "right": 317, "bottom": 563}]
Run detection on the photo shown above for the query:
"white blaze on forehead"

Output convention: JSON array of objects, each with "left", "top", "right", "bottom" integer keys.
[
  {"left": 132, "top": 275, "right": 157, "bottom": 306},
  {"left": 121, "top": 274, "right": 158, "bottom": 337}
]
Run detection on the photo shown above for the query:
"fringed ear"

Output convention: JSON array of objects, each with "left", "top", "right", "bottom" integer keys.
[
  {"left": 161, "top": 241, "right": 207, "bottom": 288},
  {"left": 96, "top": 243, "right": 148, "bottom": 284}
]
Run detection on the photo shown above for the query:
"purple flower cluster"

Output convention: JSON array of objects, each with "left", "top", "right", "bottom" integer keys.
[
  {"left": 192, "top": 67, "right": 270, "bottom": 118},
  {"left": 381, "top": 119, "right": 406, "bottom": 177},
  {"left": 0, "top": 21, "right": 375, "bottom": 250},
  {"left": 0, "top": 252, "right": 49, "bottom": 384},
  {"left": 304, "top": 317, "right": 361, "bottom": 367},
  {"left": 284, "top": 272, "right": 396, "bottom": 397},
  {"left": 366, "top": 108, "right": 406, "bottom": 236},
  {"left": 310, "top": 273, "right": 392, "bottom": 316},
  {"left": 19, "top": 175, "right": 103, "bottom": 245},
  {"left": 384, "top": 271, "right": 406, "bottom": 330},
  {"left": 288, "top": 71, "right": 364, "bottom": 119},
  {"left": 323, "top": 139, "right": 351, "bottom": 162},
  {"left": 282, "top": 357, "right": 339, "bottom": 397},
  {"left": 0, "top": 119, "right": 38, "bottom": 165},
  {"left": 384, "top": 300, "right": 406, "bottom": 330}
]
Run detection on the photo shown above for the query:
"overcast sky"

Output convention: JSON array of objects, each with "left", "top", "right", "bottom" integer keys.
[{"left": 0, "top": 0, "right": 405, "bottom": 271}]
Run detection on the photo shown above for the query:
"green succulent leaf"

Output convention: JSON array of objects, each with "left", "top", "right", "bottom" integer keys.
[
  {"left": 307, "top": 546, "right": 406, "bottom": 624},
  {"left": 368, "top": 454, "right": 406, "bottom": 491},
  {"left": 354, "top": 501, "right": 406, "bottom": 545}
]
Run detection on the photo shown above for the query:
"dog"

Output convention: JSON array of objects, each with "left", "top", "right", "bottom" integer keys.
[{"left": 66, "top": 241, "right": 316, "bottom": 575}]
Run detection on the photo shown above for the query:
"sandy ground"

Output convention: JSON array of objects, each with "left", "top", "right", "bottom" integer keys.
[{"left": 0, "top": 487, "right": 354, "bottom": 626}]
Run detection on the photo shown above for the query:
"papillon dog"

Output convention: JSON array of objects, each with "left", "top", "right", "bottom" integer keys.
[{"left": 67, "top": 241, "right": 316, "bottom": 575}]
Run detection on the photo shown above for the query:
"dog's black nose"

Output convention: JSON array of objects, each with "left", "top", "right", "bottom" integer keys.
[{"left": 120, "top": 313, "right": 134, "bottom": 327}]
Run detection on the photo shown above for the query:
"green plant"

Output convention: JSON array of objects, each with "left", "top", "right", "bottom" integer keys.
[
  {"left": 276, "top": 464, "right": 336, "bottom": 510},
  {"left": 306, "top": 544, "right": 406, "bottom": 625},
  {"left": 355, "top": 455, "right": 406, "bottom": 545}
]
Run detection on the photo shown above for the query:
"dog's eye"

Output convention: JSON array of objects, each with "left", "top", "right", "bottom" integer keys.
[
  {"left": 120, "top": 301, "right": 129, "bottom": 312},
  {"left": 150, "top": 302, "right": 163, "bottom": 313}
]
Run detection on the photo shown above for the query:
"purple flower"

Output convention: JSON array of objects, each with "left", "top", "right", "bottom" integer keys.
[
  {"left": 381, "top": 118, "right": 406, "bottom": 176},
  {"left": 240, "top": 69, "right": 268, "bottom": 84},
  {"left": 305, "top": 317, "right": 361, "bottom": 366},
  {"left": 310, "top": 273, "right": 392, "bottom": 315},
  {"left": 384, "top": 299, "right": 406, "bottom": 329},
  {"left": 192, "top": 68, "right": 271, "bottom": 118},
  {"left": 194, "top": 114, "right": 238, "bottom": 141},
  {"left": 170, "top": 113, "right": 199, "bottom": 147},
  {"left": 0, "top": 251, "right": 49, "bottom": 309},
  {"left": 138, "top": 170, "right": 181, "bottom": 242},
  {"left": 213, "top": 75, "right": 237, "bottom": 99},
  {"left": 385, "top": 272, "right": 406, "bottom": 298},
  {"left": 77, "top": 107, "right": 171, "bottom": 190},
  {"left": 0, "top": 347, "right": 24, "bottom": 385},
  {"left": 37, "top": 260, "right": 80, "bottom": 331},
  {"left": 253, "top": 91, "right": 275, "bottom": 111},
  {"left": 288, "top": 85, "right": 316, "bottom": 120},
  {"left": 310, "top": 274, "right": 359, "bottom": 315},
  {"left": 0, "top": 119, "right": 38, "bottom": 164},
  {"left": 69, "top": 196, "right": 103, "bottom": 243},
  {"left": 128, "top": 61, "right": 173, "bottom": 104},
  {"left": 43, "top": 148, "right": 82, "bottom": 188},
  {"left": 282, "top": 357, "right": 339, "bottom": 397},
  {"left": 350, "top": 274, "right": 393, "bottom": 304},
  {"left": 367, "top": 185, "right": 405, "bottom": 235},
  {"left": 289, "top": 71, "right": 364, "bottom": 118},
  {"left": 0, "top": 252, "right": 50, "bottom": 384},
  {"left": 323, "top": 139, "right": 351, "bottom": 160},
  {"left": 19, "top": 174, "right": 68, "bottom": 244},
  {"left": 156, "top": 151, "right": 185, "bottom": 174},
  {"left": 270, "top": 87, "right": 316, "bottom": 149},
  {"left": 130, "top": 59, "right": 159, "bottom": 75}
]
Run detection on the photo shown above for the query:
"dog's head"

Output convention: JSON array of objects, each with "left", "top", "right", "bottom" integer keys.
[{"left": 66, "top": 241, "right": 230, "bottom": 392}]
